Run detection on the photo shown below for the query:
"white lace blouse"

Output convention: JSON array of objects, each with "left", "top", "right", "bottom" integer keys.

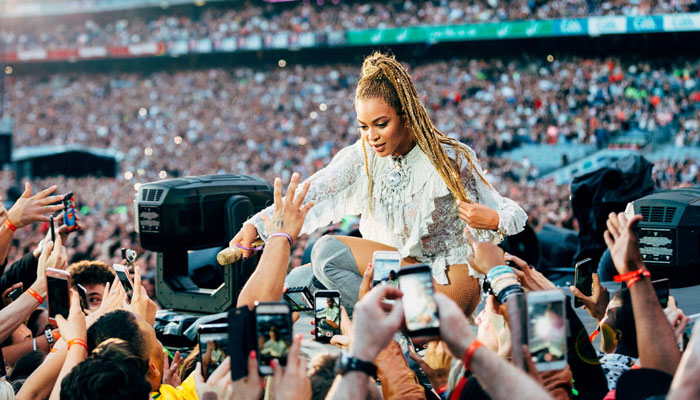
[{"left": 246, "top": 139, "right": 527, "bottom": 285}]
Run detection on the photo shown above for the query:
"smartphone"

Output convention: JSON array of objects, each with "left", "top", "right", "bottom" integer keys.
[
  {"left": 46, "top": 268, "right": 71, "bottom": 324},
  {"left": 526, "top": 290, "right": 567, "bottom": 371},
  {"left": 255, "top": 302, "right": 292, "bottom": 375},
  {"left": 283, "top": 286, "right": 313, "bottom": 312},
  {"left": 228, "top": 306, "right": 255, "bottom": 381},
  {"left": 372, "top": 251, "right": 401, "bottom": 288},
  {"left": 112, "top": 263, "right": 134, "bottom": 302},
  {"left": 573, "top": 258, "right": 594, "bottom": 308},
  {"left": 8, "top": 286, "right": 22, "bottom": 302},
  {"left": 198, "top": 323, "right": 229, "bottom": 380},
  {"left": 398, "top": 264, "right": 440, "bottom": 338},
  {"left": 62, "top": 192, "right": 77, "bottom": 232},
  {"left": 49, "top": 215, "right": 56, "bottom": 243},
  {"left": 314, "top": 290, "right": 341, "bottom": 343},
  {"left": 76, "top": 284, "right": 89, "bottom": 312}
]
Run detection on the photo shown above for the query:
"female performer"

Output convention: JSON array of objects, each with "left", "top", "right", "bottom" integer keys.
[{"left": 230, "top": 52, "right": 527, "bottom": 315}]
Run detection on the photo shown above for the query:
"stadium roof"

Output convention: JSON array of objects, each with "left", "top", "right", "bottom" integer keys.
[{"left": 12, "top": 145, "right": 125, "bottom": 162}]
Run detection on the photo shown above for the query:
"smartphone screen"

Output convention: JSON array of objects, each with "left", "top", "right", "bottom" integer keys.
[
  {"left": 63, "top": 193, "right": 77, "bottom": 232},
  {"left": 398, "top": 265, "right": 440, "bottom": 337},
  {"left": 372, "top": 252, "right": 401, "bottom": 288},
  {"left": 574, "top": 258, "right": 594, "bottom": 308},
  {"left": 112, "top": 264, "right": 134, "bottom": 301},
  {"left": 47, "top": 274, "right": 70, "bottom": 322},
  {"left": 198, "top": 324, "right": 228, "bottom": 380},
  {"left": 8, "top": 287, "right": 22, "bottom": 302},
  {"left": 314, "top": 291, "right": 340, "bottom": 343},
  {"left": 49, "top": 215, "right": 56, "bottom": 243},
  {"left": 228, "top": 307, "right": 254, "bottom": 381},
  {"left": 283, "top": 287, "right": 313, "bottom": 312},
  {"left": 255, "top": 303, "right": 292, "bottom": 375},
  {"left": 527, "top": 292, "right": 567, "bottom": 371}
]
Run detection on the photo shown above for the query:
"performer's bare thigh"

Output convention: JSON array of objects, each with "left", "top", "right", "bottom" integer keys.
[{"left": 334, "top": 236, "right": 480, "bottom": 315}]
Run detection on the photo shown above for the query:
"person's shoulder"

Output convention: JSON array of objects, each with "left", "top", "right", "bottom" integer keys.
[{"left": 439, "top": 140, "right": 476, "bottom": 162}]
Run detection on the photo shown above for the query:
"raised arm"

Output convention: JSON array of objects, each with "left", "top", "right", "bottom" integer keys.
[{"left": 231, "top": 140, "right": 366, "bottom": 256}]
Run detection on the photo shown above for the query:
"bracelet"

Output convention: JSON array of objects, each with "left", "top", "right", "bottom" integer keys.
[
  {"left": 4, "top": 219, "right": 17, "bottom": 232},
  {"left": 613, "top": 269, "right": 651, "bottom": 287},
  {"left": 462, "top": 339, "right": 483, "bottom": 372},
  {"left": 268, "top": 232, "right": 293, "bottom": 246},
  {"left": 45, "top": 329, "right": 55, "bottom": 348},
  {"left": 27, "top": 288, "right": 45, "bottom": 304},
  {"left": 67, "top": 339, "right": 88, "bottom": 352},
  {"left": 435, "top": 384, "right": 448, "bottom": 395}
]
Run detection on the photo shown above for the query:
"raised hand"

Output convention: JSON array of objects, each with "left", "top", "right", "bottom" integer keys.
[
  {"left": 569, "top": 273, "right": 609, "bottom": 321},
  {"left": 162, "top": 350, "right": 184, "bottom": 388},
  {"left": 272, "top": 335, "right": 311, "bottom": 400},
  {"left": 464, "top": 227, "right": 506, "bottom": 275},
  {"left": 55, "top": 290, "right": 87, "bottom": 345},
  {"left": 8, "top": 183, "right": 65, "bottom": 229},
  {"left": 350, "top": 285, "right": 404, "bottom": 362},
  {"left": 603, "top": 212, "right": 644, "bottom": 274},
  {"left": 260, "top": 173, "right": 315, "bottom": 242}
]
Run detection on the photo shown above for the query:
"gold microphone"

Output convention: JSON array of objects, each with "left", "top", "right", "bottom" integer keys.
[{"left": 217, "top": 239, "right": 265, "bottom": 266}]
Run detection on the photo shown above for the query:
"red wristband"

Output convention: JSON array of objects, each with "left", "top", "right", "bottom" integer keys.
[
  {"left": 5, "top": 219, "right": 17, "bottom": 232},
  {"left": 462, "top": 339, "right": 483, "bottom": 372},
  {"left": 435, "top": 384, "right": 448, "bottom": 395},
  {"left": 27, "top": 287, "right": 45, "bottom": 304},
  {"left": 67, "top": 339, "right": 88, "bottom": 352},
  {"left": 614, "top": 269, "right": 650, "bottom": 288}
]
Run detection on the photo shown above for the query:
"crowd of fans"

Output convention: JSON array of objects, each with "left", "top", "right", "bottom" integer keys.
[
  {"left": 3, "top": 55, "right": 700, "bottom": 270},
  {"left": 2, "top": 0, "right": 700, "bottom": 53},
  {"left": 0, "top": 169, "right": 698, "bottom": 400}
]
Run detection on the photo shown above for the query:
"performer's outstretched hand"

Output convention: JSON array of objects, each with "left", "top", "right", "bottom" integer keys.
[
  {"left": 260, "top": 172, "right": 315, "bottom": 243},
  {"left": 456, "top": 200, "right": 500, "bottom": 231}
]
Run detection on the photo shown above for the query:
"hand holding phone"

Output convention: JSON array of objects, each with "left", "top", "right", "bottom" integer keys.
[
  {"left": 112, "top": 264, "right": 134, "bottom": 302},
  {"left": 49, "top": 215, "right": 56, "bottom": 243},
  {"left": 573, "top": 258, "right": 594, "bottom": 308},
  {"left": 46, "top": 268, "right": 71, "bottom": 325}
]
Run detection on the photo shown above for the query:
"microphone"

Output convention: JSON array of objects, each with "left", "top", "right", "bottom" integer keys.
[{"left": 216, "top": 239, "right": 265, "bottom": 265}]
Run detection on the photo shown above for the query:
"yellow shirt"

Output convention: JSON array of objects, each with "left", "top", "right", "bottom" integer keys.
[{"left": 151, "top": 374, "right": 198, "bottom": 400}]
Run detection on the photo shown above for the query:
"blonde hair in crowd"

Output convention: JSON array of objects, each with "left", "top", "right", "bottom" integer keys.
[{"left": 355, "top": 52, "right": 493, "bottom": 210}]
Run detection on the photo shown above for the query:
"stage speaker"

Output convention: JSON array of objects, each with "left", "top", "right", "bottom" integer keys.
[
  {"left": 633, "top": 186, "right": 700, "bottom": 287},
  {"left": 136, "top": 175, "right": 273, "bottom": 313}
]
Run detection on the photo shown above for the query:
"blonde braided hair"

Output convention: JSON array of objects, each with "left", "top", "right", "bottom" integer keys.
[{"left": 356, "top": 52, "right": 493, "bottom": 210}]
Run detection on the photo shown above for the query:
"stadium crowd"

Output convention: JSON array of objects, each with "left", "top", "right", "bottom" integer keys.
[
  {"left": 3, "top": 55, "right": 700, "bottom": 270},
  {"left": 2, "top": 0, "right": 700, "bottom": 52},
  {"left": 0, "top": 169, "right": 698, "bottom": 400}
]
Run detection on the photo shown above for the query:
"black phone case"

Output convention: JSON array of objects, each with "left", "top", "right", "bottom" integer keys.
[{"left": 228, "top": 306, "right": 255, "bottom": 381}]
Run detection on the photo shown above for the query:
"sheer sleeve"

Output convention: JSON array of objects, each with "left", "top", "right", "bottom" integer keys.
[
  {"left": 245, "top": 140, "right": 367, "bottom": 240},
  {"left": 461, "top": 146, "right": 528, "bottom": 241}
]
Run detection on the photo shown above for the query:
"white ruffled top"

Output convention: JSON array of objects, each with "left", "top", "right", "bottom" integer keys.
[{"left": 246, "top": 139, "right": 527, "bottom": 285}]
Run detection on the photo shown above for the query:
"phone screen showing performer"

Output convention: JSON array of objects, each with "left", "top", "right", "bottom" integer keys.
[
  {"left": 372, "top": 251, "right": 401, "bottom": 288},
  {"left": 255, "top": 303, "right": 292, "bottom": 375},
  {"left": 398, "top": 264, "right": 440, "bottom": 338},
  {"left": 527, "top": 291, "right": 567, "bottom": 371},
  {"left": 314, "top": 290, "right": 340, "bottom": 343},
  {"left": 198, "top": 324, "right": 228, "bottom": 380}
]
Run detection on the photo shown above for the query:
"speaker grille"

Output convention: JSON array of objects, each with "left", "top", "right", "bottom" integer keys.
[
  {"left": 141, "top": 189, "right": 164, "bottom": 202},
  {"left": 641, "top": 206, "right": 676, "bottom": 223}
]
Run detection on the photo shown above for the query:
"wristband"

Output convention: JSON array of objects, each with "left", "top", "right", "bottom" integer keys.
[
  {"left": 613, "top": 269, "right": 650, "bottom": 287},
  {"left": 435, "top": 384, "right": 448, "bottom": 395},
  {"left": 235, "top": 243, "right": 264, "bottom": 252},
  {"left": 268, "top": 232, "right": 293, "bottom": 246},
  {"left": 462, "top": 339, "right": 483, "bottom": 372},
  {"left": 486, "top": 265, "right": 513, "bottom": 281},
  {"left": 67, "top": 339, "right": 88, "bottom": 352},
  {"left": 45, "top": 329, "right": 55, "bottom": 348},
  {"left": 27, "top": 288, "right": 45, "bottom": 304},
  {"left": 4, "top": 219, "right": 17, "bottom": 232}
]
